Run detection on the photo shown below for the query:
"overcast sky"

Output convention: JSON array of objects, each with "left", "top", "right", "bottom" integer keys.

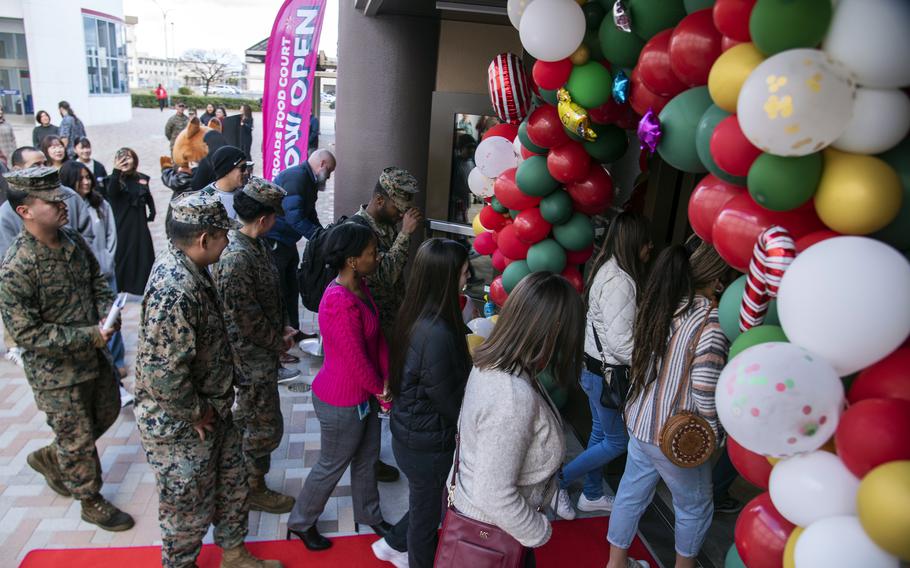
[{"left": 123, "top": 0, "right": 339, "bottom": 61}]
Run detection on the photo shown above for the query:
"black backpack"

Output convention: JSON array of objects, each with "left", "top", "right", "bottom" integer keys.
[{"left": 297, "top": 214, "right": 371, "bottom": 313}]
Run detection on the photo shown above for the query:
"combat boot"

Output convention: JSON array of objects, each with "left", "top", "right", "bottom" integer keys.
[
  {"left": 27, "top": 445, "right": 70, "bottom": 497},
  {"left": 248, "top": 474, "right": 294, "bottom": 514},
  {"left": 220, "top": 545, "right": 282, "bottom": 568},
  {"left": 80, "top": 494, "right": 135, "bottom": 532}
]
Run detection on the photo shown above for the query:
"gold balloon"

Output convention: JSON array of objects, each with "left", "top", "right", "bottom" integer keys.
[
  {"left": 569, "top": 44, "right": 590, "bottom": 66},
  {"left": 815, "top": 149, "right": 902, "bottom": 234},
  {"left": 767, "top": 456, "right": 780, "bottom": 466},
  {"left": 557, "top": 88, "right": 597, "bottom": 142},
  {"left": 466, "top": 333, "right": 485, "bottom": 356},
  {"left": 783, "top": 526, "right": 804, "bottom": 568},
  {"left": 472, "top": 213, "right": 487, "bottom": 236},
  {"left": 857, "top": 460, "right": 910, "bottom": 561},
  {"left": 708, "top": 43, "right": 765, "bottom": 113}
]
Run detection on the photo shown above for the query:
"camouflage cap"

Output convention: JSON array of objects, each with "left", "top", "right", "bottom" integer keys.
[
  {"left": 241, "top": 176, "right": 286, "bottom": 216},
  {"left": 3, "top": 166, "right": 66, "bottom": 202},
  {"left": 378, "top": 166, "right": 419, "bottom": 212},
  {"left": 170, "top": 191, "right": 241, "bottom": 231}
]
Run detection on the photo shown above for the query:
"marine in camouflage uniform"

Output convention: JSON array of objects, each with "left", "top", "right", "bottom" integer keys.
[
  {"left": 211, "top": 177, "right": 295, "bottom": 514},
  {"left": 0, "top": 167, "right": 134, "bottom": 532},
  {"left": 134, "top": 192, "right": 280, "bottom": 568}
]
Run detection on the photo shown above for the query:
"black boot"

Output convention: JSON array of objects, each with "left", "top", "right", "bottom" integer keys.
[
  {"left": 375, "top": 460, "right": 400, "bottom": 483},
  {"left": 370, "top": 521, "right": 394, "bottom": 540},
  {"left": 286, "top": 526, "right": 332, "bottom": 551}
]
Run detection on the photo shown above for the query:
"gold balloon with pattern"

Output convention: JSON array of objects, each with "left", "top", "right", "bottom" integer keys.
[{"left": 557, "top": 88, "right": 597, "bottom": 142}]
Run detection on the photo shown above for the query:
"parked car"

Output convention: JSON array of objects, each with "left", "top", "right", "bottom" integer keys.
[{"left": 209, "top": 85, "right": 241, "bottom": 95}]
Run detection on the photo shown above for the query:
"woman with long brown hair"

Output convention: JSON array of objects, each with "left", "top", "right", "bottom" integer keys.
[
  {"left": 451, "top": 272, "right": 584, "bottom": 566},
  {"left": 606, "top": 238, "right": 732, "bottom": 568},
  {"left": 105, "top": 147, "right": 156, "bottom": 295},
  {"left": 40, "top": 135, "right": 68, "bottom": 169},
  {"left": 554, "top": 212, "right": 652, "bottom": 520}
]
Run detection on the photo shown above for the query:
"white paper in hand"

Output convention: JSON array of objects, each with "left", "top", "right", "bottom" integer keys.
[{"left": 103, "top": 293, "right": 128, "bottom": 331}]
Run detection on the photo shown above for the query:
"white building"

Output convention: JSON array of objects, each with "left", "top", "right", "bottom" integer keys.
[{"left": 0, "top": 0, "right": 131, "bottom": 126}]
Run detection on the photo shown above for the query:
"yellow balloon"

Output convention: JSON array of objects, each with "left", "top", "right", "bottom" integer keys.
[
  {"left": 857, "top": 460, "right": 910, "bottom": 561},
  {"left": 466, "top": 333, "right": 485, "bottom": 356},
  {"left": 767, "top": 456, "right": 780, "bottom": 466},
  {"left": 783, "top": 526, "right": 804, "bottom": 568},
  {"left": 472, "top": 213, "right": 487, "bottom": 236},
  {"left": 815, "top": 149, "right": 902, "bottom": 235},
  {"left": 708, "top": 43, "right": 765, "bottom": 113}
]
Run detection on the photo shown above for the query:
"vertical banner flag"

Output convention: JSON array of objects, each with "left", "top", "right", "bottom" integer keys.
[{"left": 261, "top": 0, "right": 327, "bottom": 180}]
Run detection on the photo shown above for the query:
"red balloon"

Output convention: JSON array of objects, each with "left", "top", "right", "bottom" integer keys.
[
  {"left": 688, "top": 174, "right": 747, "bottom": 243},
  {"left": 629, "top": 68, "right": 673, "bottom": 116},
  {"left": 566, "top": 164, "right": 615, "bottom": 216},
  {"left": 735, "top": 493, "right": 795, "bottom": 568},
  {"left": 561, "top": 265, "right": 584, "bottom": 293},
  {"left": 713, "top": 0, "right": 756, "bottom": 42},
  {"left": 547, "top": 141, "right": 592, "bottom": 184},
  {"left": 473, "top": 231, "right": 497, "bottom": 255},
  {"left": 728, "top": 437, "right": 772, "bottom": 489},
  {"left": 566, "top": 245, "right": 594, "bottom": 264},
  {"left": 669, "top": 9, "right": 723, "bottom": 87},
  {"left": 513, "top": 207, "right": 553, "bottom": 244},
  {"left": 520, "top": 144, "right": 541, "bottom": 159},
  {"left": 479, "top": 205, "right": 511, "bottom": 232},
  {"left": 849, "top": 348, "right": 910, "bottom": 403},
  {"left": 637, "top": 30, "right": 688, "bottom": 98},
  {"left": 527, "top": 104, "right": 570, "bottom": 149},
  {"left": 490, "top": 275, "right": 508, "bottom": 306},
  {"left": 710, "top": 115, "right": 761, "bottom": 177},
  {"left": 532, "top": 58, "right": 573, "bottom": 90},
  {"left": 496, "top": 223, "right": 532, "bottom": 260},
  {"left": 491, "top": 249, "right": 513, "bottom": 272},
  {"left": 794, "top": 229, "right": 840, "bottom": 253},
  {"left": 482, "top": 123, "right": 519, "bottom": 142},
  {"left": 721, "top": 35, "right": 744, "bottom": 52},
  {"left": 711, "top": 194, "right": 825, "bottom": 272},
  {"left": 835, "top": 398, "right": 910, "bottom": 478},
  {"left": 588, "top": 98, "right": 637, "bottom": 129},
  {"left": 494, "top": 168, "right": 543, "bottom": 210}
]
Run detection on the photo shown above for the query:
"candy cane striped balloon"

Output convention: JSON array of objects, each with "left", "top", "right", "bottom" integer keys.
[
  {"left": 739, "top": 226, "right": 797, "bottom": 332},
  {"left": 488, "top": 52, "right": 533, "bottom": 125}
]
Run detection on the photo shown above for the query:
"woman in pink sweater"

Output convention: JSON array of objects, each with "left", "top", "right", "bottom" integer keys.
[{"left": 286, "top": 222, "right": 392, "bottom": 551}]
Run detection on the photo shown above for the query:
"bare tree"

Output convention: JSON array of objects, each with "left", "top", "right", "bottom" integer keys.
[{"left": 181, "top": 49, "right": 232, "bottom": 96}]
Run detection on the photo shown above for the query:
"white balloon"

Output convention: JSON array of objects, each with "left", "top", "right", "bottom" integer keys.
[
  {"left": 474, "top": 136, "right": 518, "bottom": 178},
  {"left": 519, "top": 0, "right": 586, "bottom": 62},
  {"left": 823, "top": 0, "right": 910, "bottom": 89},
  {"left": 832, "top": 88, "right": 910, "bottom": 154},
  {"left": 777, "top": 237, "right": 910, "bottom": 376},
  {"left": 507, "top": 0, "right": 536, "bottom": 30},
  {"left": 467, "top": 317, "right": 495, "bottom": 339},
  {"left": 769, "top": 451, "right": 860, "bottom": 527},
  {"left": 467, "top": 167, "right": 496, "bottom": 199},
  {"left": 513, "top": 136, "right": 526, "bottom": 165},
  {"left": 795, "top": 516, "right": 899, "bottom": 568},
  {"left": 737, "top": 49, "right": 855, "bottom": 157},
  {"left": 715, "top": 342, "right": 844, "bottom": 458}
]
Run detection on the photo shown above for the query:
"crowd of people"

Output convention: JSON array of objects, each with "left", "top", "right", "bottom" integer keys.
[{"left": 0, "top": 100, "right": 744, "bottom": 568}]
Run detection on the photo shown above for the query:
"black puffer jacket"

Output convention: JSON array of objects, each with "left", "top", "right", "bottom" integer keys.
[{"left": 390, "top": 316, "right": 471, "bottom": 453}]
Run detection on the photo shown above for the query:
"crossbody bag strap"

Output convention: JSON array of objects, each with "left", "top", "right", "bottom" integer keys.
[
  {"left": 591, "top": 322, "right": 609, "bottom": 373},
  {"left": 666, "top": 300, "right": 716, "bottom": 413},
  {"left": 448, "top": 430, "right": 461, "bottom": 507}
]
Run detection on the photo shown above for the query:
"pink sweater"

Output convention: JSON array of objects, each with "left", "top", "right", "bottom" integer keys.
[{"left": 312, "top": 281, "right": 388, "bottom": 406}]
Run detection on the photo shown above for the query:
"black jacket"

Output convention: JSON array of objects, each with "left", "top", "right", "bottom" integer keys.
[{"left": 390, "top": 316, "right": 471, "bottom": 453}]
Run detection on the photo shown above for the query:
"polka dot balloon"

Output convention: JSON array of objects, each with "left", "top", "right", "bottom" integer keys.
[{"left": 715, "top": 342, "right": 845, "bottom": 458}]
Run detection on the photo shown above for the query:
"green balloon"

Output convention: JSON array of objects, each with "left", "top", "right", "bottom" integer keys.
[
  {"left": 684, "top": 0, "right": 715, "bottom": 13},
  {"left": 509, "top": 209, "right": 521, "bottom": 219},
  {"left": 584, "top": 29, "right": 605, "bottom": 61},
  {"left": 599, "top": 17, "right": 646, "bottom": 69},
  {"left": 553, "top": 212, "right": 595, "bottom": 251},
  {"left": 564, "top": 125, "right": 587, "bottom": 143},
  {"left": 527, "top": 239, "right": 567, "bottom": 273},
  {"left": 585, "top": 123, "right": 629, "bottom": 163},
  {"left": 873, "top": 136, "right": 910, "bottom": 250},
  {"left": 696, "top": 105, "right": 748, "bottom": 186},
  {"left": 724, "top": 544, "right": 747, "bottom": 568},
  {"left": 719, "top": 275, "right": 780, "bottom": 341},
  {"left": 748, "top": 152, "right": 822, "bottom": 211},
  {"left": 519, "top": 120, "right": 547, "bottom": 154},
  {"left": 749, "top": 0, "right": 833, "bottom": 56},
  {"left": 729, "top": 325, "right": 788, "bottom": 359},
  {"left": 658, "top": 87, "right": 712, "bottom": 174},
  {"left": 567, "top": 61, "right": 613, "bottom": 109},
  {"left": 540, "top": 88, "right": 559, "bottom": 105},
  {"left": 502, "top": 260, "right": 532, "bottom": 293},
  {"left": 583, "top": 2, "right": 606, "bottom": 30},
  {"left": 516, "top": 156, "right": 559, "bottom": 197},
  {"left": 491, "top": 196, "right": 507, "bottom": 213},
  {"left": 540, "top": 190, "right": 574, "bottom": 225},
  {"left": 629, "top": 0, "right": 687, "bottom": 40}
]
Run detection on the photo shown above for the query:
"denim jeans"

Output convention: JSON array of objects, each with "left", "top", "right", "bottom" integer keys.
[
  {"left": 559, "top": 369, "right": 629, "bottom": 499},
  {"left": 607, "top": 435, "right": 713, "bottom": 558},
  {"left": 106, "top": 275, "right": 126, "bottom": 372}
]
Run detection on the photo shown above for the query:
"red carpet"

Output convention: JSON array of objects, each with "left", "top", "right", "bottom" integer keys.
[{"left": 20, "top": 517, "right": 657, "bottom": 567}]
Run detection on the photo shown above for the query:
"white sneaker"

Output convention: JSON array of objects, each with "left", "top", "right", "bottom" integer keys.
[
  {"left": 371, "top": 538, "right": 409, "bottom": 568},
  {"left": 119, "top": 386, "right": 134, "bottom": 407},
  {"left": 627, "top": 559, "right": 650, "bottom": 568},
  {"left": 552, "top": 488, "right": 577, "bottom": 520},
  {"left": 577, "top": 493, "right": 614, "bottom": 513}
]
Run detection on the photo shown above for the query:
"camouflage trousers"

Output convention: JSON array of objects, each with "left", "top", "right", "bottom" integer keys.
[
  {"left": 234, "top": 379, "right": 284, "bottom": 477},
  {"left": 141, "top": 416, "right": 248, "bottom": 568},
  {"left": 32, "top": 374, "right": 120, "bottom": 500}
]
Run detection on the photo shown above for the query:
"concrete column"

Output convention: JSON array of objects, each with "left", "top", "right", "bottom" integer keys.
[{"left": 333, "top": 3, "right": 440, "bottom": 218}]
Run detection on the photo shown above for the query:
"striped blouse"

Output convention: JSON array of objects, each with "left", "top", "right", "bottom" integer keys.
[{"left": 625, "top": 295, "right": 730, "bottom": 446}]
